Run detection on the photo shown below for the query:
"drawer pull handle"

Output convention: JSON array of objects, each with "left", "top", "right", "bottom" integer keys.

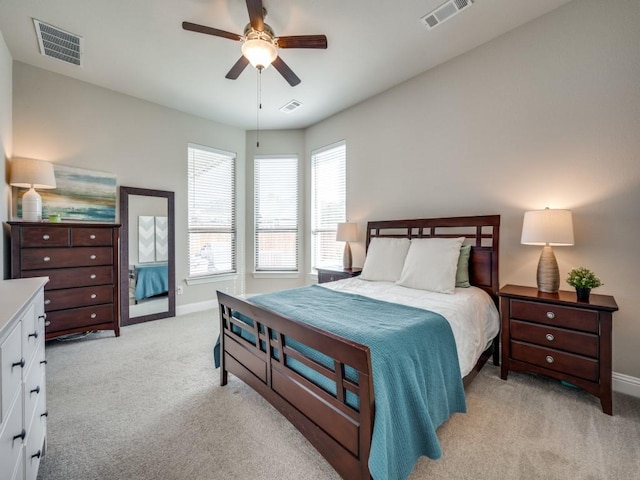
[
  {"left": 90, "top": 234, "right": 96, "bottom": 239},
  {"left": 90, "top": 293, "right": 97, "bottom": 299},
  {"left": 13, "top": 429, "right": 26, "bottom": 442},
  {"left": 42, "top": 234, "right": 50, "bottom": 240},
  {"left": 546, "top": 311, "right": 555, "bottom": 319},
  {"left": 29, "top": 331, "right": 39, "bottom": 339},
  {"left": 41, "top": 410, "right": 49, "bottom": 418},
  {"left": 30, "top": 386, "right": 41, "bottom": 395},
  {"left": 90, "top": 254, "right": 97, "bottom": 260},
  {"left": 43, "top": 256, "right": 51, "bottom": 262},
  {"left": 545, "top": 333, "right": 554, "bottom": 341},
  {"left": 90, "top": 313, "right": 97, "bottom": 319},
  {"left": 32, "top": 450, "right": 42, "bottom": 460},
  {"left": 546, "top": 355, "right": 555, "bottom": 364},
  {"left": 12, "top": 358, "right": 26, "bottom": 369},
  {"left": 38, "top": 314, "right": 46, "bottom": 320},
  {"left": 45, "top": 320, "right": 51, "bottom": 327},
  {"left": 90, "top": 274, "right": 97, "bottom": 279},
  {"left": 40, "top": 360, "right": 48, "bottom": 365},
  {"left": 44, "top": 299, "right": 51, "bottom": 305}
]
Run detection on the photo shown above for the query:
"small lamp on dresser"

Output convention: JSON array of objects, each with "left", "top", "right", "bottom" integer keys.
[
  {"left": 10, "top": 157, "right": 57, "bottom": 222},
  {"left": 336, "top": 222, "right": 358, "bottom": 269},
  {"left": 521, "top": 207, "right": 574, "bottom": 293}
]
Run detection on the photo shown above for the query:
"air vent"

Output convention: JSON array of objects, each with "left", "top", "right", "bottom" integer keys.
[
  {"left": 33, "top": 19, "right": 83, "bottom": 66},
  {"left": 279, "top": 99, "right": 302, "bottom": 114},
  {"left": 421, "top": 0, "right": 473, "bottom": 30}
]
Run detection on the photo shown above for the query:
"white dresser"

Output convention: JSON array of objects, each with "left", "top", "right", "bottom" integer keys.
[{"left": 0, "top": 277, "right": 48, "bottom": 480}]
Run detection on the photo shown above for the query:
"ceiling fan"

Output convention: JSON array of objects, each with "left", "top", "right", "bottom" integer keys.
[{"left": 183, "top": 0, "right": 327, "bottom": 86}]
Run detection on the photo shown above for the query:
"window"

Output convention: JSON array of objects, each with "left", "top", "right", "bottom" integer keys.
[
  {"left": 254, "top": 155, "right": 299, "bottom": 272},
  {"left": 311, "top": 141, "right": 346, "bottom": 270},
  {"left": 187, "top": 144, "right": 236, "bottom": 278}
]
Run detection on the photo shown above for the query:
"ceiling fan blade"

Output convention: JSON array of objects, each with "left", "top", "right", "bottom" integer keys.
[
  {"left": 277, "top": 35, "right": 328, "bottom": 49},
  {"left": 272, "top": 56, "right": 301, "bottom": 87},
  {"left": 225, "top": 56, "right": 250, "bottom": 80},
  {"left": 246, "top": 0, "right": 265, "bottom": 31},
  {"left": 182, "top": 22, "right": 242, "bottom": 41}
]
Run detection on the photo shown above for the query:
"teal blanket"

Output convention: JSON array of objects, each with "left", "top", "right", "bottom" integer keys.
[{"left": 215, "top": 285, "right": 466, "bottom": 480}]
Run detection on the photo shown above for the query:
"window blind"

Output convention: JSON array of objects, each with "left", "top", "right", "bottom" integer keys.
[
  {"left": 254, "top": 155, "right": 299, "bottom": 271},
  {"left": 187, "top": 144, "right": 236, "bottom": 277},
  {"left": 311, "top": 141, "right": 346, "bottom": 270}
]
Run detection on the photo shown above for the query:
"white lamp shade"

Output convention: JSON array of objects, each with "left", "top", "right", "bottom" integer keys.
[
  {"left": 10, "top": 157, "right": 57, "bottom": 189},
  {"left": 336, "top": 222, "right": 358, "bottom": 242},
  {"left": 241, "top": 39, "right": 277, "bottom": 69},
  {"left": 521, "top": 208, "right": 574, "bottom": 246}
]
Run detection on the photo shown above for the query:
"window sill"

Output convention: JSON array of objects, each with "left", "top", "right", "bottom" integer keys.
[
  {"left": 252, "top": 271, "right": 300, "bottom": 279},
  {"left": 185, "top": 273, "right": 238, "bottom": 285}
]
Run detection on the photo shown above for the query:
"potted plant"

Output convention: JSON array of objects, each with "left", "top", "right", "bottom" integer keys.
[{"left": 566, "top": 267, "right": 602, "bottom": 302}]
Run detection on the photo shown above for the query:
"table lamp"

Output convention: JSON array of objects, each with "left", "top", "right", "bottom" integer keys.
[
  {"left": 10, "top": 157, "right": 57, "bottom": 222},
  {"left": 521, "top": 208, "right": 574, "bottom": 293},
  {"left": 336, "top": 222, "right": 358, "bottom": 269}
]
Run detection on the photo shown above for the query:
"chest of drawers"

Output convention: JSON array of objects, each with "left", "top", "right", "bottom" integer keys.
[
  {"left": 0, "top": 277, "right": 48, "bottom": 480},
  {"left": 9, "top": 222, "right": 120, "bottom": 339},
  {"left": 499, "top": 284, "right": 618, "bottom": 415}
]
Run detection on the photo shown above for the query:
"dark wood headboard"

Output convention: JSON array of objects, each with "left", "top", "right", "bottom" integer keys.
[{"left": 365, "top": 215, "right": 501, "bottom": 305}]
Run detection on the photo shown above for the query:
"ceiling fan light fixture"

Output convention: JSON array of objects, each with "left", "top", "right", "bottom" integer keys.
[{"left": 241, "top": 39, "right": 277, "bottom": 70}]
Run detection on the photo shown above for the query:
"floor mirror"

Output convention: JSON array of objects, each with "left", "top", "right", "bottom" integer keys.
[{"left": 119, "top": 186, "right": 175, "bottom": 326}]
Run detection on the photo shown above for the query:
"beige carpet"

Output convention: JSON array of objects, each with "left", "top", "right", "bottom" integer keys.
[{"left": 37, "top": 310, "right": 640, "bottom": 480}]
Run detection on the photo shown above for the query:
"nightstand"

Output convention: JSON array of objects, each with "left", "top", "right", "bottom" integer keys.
[
  {"left": 499, "top": 284, "right": 618, "bottom": 415},
  {"left": 316, "top": 267, "right": 362, "bottom": 284}
]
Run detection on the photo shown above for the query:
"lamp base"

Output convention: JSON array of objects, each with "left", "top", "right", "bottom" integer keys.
[
  {"left": 342, "top": 242, "right": 352, "bottom": 270},
  {"left": 536, "top": 245, "right": 560, "bottom": 293},
  {"left": 22, "top": 187, "right": 42, "bottom": 222}
]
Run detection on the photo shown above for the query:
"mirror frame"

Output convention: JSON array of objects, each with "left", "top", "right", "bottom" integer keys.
[{"left": 119, "top": 186, "right": 176, "bottom": 326}]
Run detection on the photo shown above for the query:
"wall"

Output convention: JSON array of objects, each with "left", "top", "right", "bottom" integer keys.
[
  {"left": 305, "top": 0, "right": 640, "bottom": 378},
  {"left": 12, "top": 63, "right": 247, "bottom": 308},
  {"left": 0, "top": 32, "right": 12, "bottom": 279},
  {"left": 244, "top": 129, "right": 306, "bottom": 293}
]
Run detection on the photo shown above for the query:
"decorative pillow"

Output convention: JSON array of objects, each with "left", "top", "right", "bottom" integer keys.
[
  {"left": 396, "top": 237, "right": 466, "bottom": 294},
  {"left": 455, "top": 244, "right": 472, "bottom": 288},
  {"left": 360, "top": 237, "right": 411, "bottom": 282}
]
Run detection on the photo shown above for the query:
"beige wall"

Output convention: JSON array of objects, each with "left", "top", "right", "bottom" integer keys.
[
  {"left": 12, "top": 63, "right": 247, "bottom": 308},
  {"left": 305, "top": 0, "right": 640, "bottom": 377},
  {"left": 1, "top": 32, "right": 12, "bottom": 279}
]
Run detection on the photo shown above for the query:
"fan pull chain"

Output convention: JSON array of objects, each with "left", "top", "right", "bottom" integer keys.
[{"left": 256, "top": 68, "right": 263, "bottom": 148}]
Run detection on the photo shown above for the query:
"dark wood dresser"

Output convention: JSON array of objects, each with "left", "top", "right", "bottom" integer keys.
[
  {"left": 499, "top": 284, "right": 618, "bottom": 414},
  {"left": 9, "top": 222, "right": 120, "bottom": 339}
]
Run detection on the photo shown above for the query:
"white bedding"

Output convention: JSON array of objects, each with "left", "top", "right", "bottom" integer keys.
[{"left": 318, "top": 277, "right": 500, "bottom": 377}]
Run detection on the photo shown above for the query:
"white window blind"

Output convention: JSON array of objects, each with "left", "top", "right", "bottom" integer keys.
[
  {"left": 311, "top": 141, "right": 346, "bottom": 270},
  {"left": 187, "top": 144, "right": 236, "bottom": 277},
  {"left": 254, "top": 155, "right": 299, "bottom": 272}
]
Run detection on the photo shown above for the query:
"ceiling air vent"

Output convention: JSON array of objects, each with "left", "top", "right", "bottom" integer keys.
[
  {"left": 421, "top": 0, "right": 473, "bottom": 30},
  {"left": 279, "top": 99, "right": 302, "bottom": 114},
  {"left": 33, "top": 19, "right": 83, "bottom": 66}
]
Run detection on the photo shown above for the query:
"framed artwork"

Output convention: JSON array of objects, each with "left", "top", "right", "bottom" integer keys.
[
  {"left": 16, "top": 164, "right": 117, "bottom": 222},
  {"left": 155, "top": 216, "right": 169, "bottom": 262},
  {"left": 138, "top": 216, "right": 156, "bottom": 263}
]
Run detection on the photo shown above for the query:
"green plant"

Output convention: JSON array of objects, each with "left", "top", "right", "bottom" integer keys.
[{"left": 566, "top": 267, "right": 603, "bottom": 289}]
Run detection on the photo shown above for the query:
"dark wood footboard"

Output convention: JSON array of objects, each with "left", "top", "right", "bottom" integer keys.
[{"left": 217, "top": 291, "right": 375, "bottom": 480}]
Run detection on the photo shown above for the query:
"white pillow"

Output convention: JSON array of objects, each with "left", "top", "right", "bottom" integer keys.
[
  {"left": 396, "top": 237, "right": 466, "bottom": 294},
  {"left": 360, "top": 237, "right": 411, "bottom": 282}
]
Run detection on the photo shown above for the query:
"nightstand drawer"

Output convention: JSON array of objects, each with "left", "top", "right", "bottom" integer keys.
[
  {"left": 510, "top": 320, "right": 598, "bottom": 358},
  {"left": 318, "top": 271, "right": 346, "bottom": 283},
  {"left": 510, "top": 299, "right": 598, "bottom": 333},
  {"left": 511, "top": 340, "right": 598, "bottom": 381}
]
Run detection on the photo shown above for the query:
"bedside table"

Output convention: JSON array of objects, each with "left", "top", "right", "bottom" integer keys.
[
  {"left": 499, "top": 284, "right": 618, "bottom": 415},
  {"left": 317, "top": 267, "right": 362, "bottom": 284}
]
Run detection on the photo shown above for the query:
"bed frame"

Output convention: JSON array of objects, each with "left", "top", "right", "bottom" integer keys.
[{"left": 216, "top": 215, "right": 500, "bottom": 480}]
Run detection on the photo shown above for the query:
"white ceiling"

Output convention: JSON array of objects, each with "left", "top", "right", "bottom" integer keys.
[{"left": 0, "top": 0, "right": 572, "bottom": 131}]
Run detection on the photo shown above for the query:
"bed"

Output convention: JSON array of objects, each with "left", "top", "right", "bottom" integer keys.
[
  {"left": 216, "top": 215, "right": 500, "bottom": 480},
  {"left": 132, "top": 263, "right": 169, "bottom": 301}
]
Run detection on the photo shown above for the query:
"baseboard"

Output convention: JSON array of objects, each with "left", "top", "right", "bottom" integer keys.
[
  {"left": 613, "top": 371, "right": 640, "bottom": 398},
  {"left": 176, "top": 299, "right": 218, "bottom": 316}
]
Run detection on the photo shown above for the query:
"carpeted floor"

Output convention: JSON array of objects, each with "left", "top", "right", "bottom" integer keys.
[{"left": 37, "top": 310, "right": 640, "bottom": 480}]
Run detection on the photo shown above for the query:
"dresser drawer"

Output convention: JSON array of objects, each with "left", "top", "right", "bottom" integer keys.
[
  {"left": 25, "top": 388, "right": 46, "bottom": 480},
  {"left": 71, "top": 227, "right": 113, "bottom": 246},
  {"left": 21, "top": 247, "right": 113, "bottom": 270},
  {"left": 510, "top": 299, "right": 598, "bottom": 333},
  {"left": 20, "top": 227, "right": 70, "bottom": 247},
  {"left": 44, "top": 285, "right": 113, "bottom": 311},
  {"left": 21, "top": 266, "right": 114, "bottom": 290},
  {"left": 23, "top": 347, "right": 46, "bottom": 432},
  {"left": 511, "top": 340, "right": 598, "bottom": 381},
  {"left": 510, "top": 319, "right": 599, "bottom": 358},
  {"left": 46, "top": 304, "right": 114, "bottom": 333},
  {"left": 1, "top": 322, "right": 23, "bottom": 423},
  {"left": 0, "top": 391, "right": 23, "bottom": 480}
]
